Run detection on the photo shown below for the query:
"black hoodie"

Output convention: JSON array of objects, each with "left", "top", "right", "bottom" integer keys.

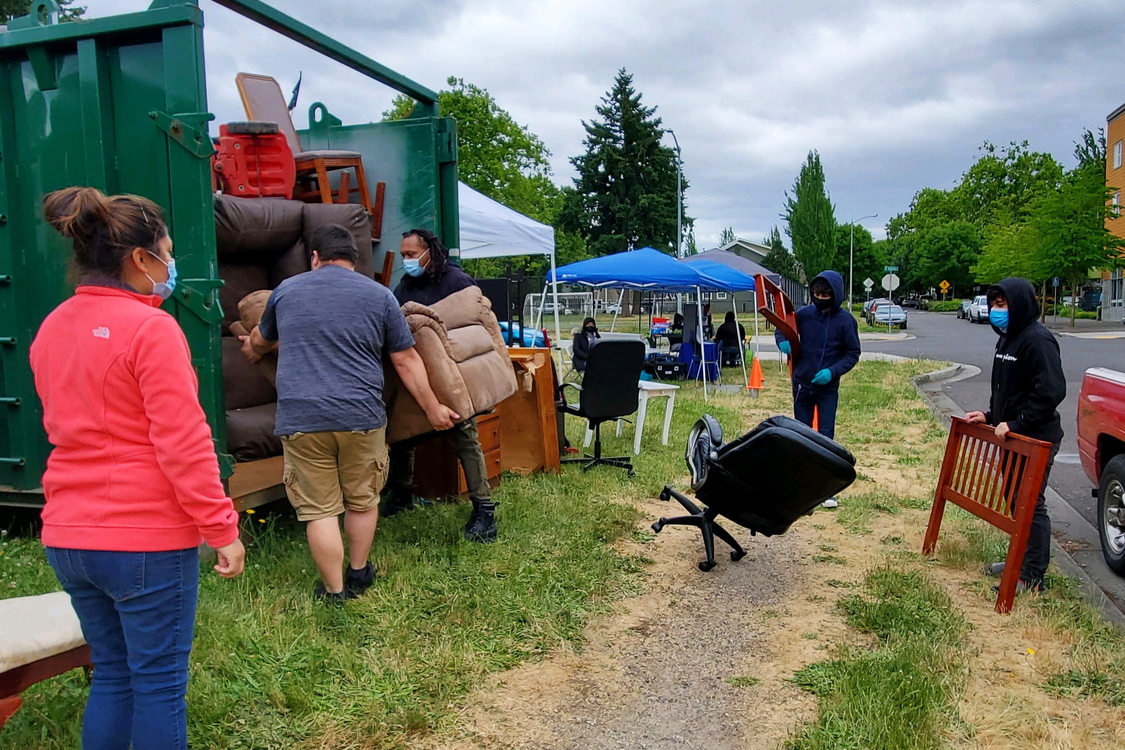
[{"left": 984, "top": 277, "right": 1065, "bottom": 443}]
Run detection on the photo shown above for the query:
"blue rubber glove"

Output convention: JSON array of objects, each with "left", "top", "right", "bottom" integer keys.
[
  {"left": 811, "top": 368, "right": 832, "bottom": 386},
  {"left": 778, "top": 340, "right": 791, "bottom": 356}
]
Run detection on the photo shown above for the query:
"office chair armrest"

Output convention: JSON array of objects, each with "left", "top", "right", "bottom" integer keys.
[
  {"left": 559, "top": 382, "right": 583, "bottom": 393},
  {"left": 556, "top": 380, "right": 582, "bottom": 408}
]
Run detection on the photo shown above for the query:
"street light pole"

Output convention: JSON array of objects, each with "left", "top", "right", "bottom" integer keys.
[
  {"left": 849, "top": 213, "right": 877, "bottom": 311},
  {"left": 668, "top": 128, "right": 682, "bottom": 259},
  {"left": 667, "top": 128, "right": 683, "bottom": 314}
]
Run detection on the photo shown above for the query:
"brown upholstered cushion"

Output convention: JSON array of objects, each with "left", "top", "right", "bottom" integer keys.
[
  {"left": 225, "top": 403, "right": 281, "bottom": 461},
  {"left": 218, "top": 263, "right": 270, "bottom": 334},
  {"left": 270, "top": 239, "right": 309, "bottom": 287},
  {"left": 214, "top": 194, "right": 304, "bottom": 261},
  {"left": 221, "top": 337, "right": 276, "bottom": 410},
  {"left": 302, "top": 203, "right": 374, "bottom": 278}
]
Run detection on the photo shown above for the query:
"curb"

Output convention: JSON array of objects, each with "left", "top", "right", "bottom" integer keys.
[{"left": 910, "top": 362, "right": 1125, "bottom": 630}]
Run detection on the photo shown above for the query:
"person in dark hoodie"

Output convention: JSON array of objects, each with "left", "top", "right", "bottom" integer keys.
[
  {"left": 965, "top": 278, "right": 1065, "bottom": 593},
  {"left": 775, "top": 270, "right": 861, "bottom": 508}
]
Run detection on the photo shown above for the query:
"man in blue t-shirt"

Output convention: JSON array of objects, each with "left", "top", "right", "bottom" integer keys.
[{"left": 242, "top": 224, "right": 459, "bottom": 603}]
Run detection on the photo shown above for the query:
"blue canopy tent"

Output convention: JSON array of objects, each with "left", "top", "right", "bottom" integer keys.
[
  {"left": 550, "top": 248, "right": 756, "bottom": 399},
  {"left": 681, "top": 259, "right": 758, "bottom": 387}
]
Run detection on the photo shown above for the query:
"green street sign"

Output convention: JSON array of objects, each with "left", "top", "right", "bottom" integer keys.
[{"left": 884, "top": 265, "right": 899, "bottom": 272}]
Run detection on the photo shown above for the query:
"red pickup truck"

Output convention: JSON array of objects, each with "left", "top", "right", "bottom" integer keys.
[{"left": 1078, "top": 367, "right": 1125, "bottom": 575}]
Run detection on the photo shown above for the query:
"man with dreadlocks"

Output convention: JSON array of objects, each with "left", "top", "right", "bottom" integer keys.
[{"left": 383, "top": 228, "right": 499, "bottom": 542}]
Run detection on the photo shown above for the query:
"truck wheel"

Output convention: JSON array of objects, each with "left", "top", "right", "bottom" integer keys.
[{"left": 1098, "top": 455, "right": 1125, "bottom": 576}]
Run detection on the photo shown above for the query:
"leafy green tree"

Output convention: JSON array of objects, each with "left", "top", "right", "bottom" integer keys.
[
  {"left": 384, "top": 77, "right": 587, "bottom": 277},
  {"left": 1029, "top": 131, "right": 1122, "bottom": 322},
  {"left": 952, "top": 140, "right": 1063, "bottom": 229},
  {"left": 972, "top": 215, "right": 1044, "bottom": 285},
  {"left": 762, "top": 225, "right": 800, "bottom": 280},
  {"left": 783, "top": 150, "right": 837, "bottom": 278},
  {"left": 719, "top": 226, "right": 736, "bottom": 246},
  {"left": 833, "top": 222, "right": 882, "bottom": 300},
  {"left": 911, "top": 221, "right": 981, "bottom": 298},
  {"left": 560, "top": 68, "right": 687, "bottom": 257},
  {"left": 1, "top": 0, "right": 84, "bottom": 23}
]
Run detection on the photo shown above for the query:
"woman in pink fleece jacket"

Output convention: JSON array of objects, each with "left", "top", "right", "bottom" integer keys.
[{"left": 29, "top": 186, "right": 245, "bottom": 750}]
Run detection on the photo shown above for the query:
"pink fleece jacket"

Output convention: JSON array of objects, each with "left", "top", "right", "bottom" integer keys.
[{"left": 29, "top": 285, "right": 239, "bottom": 551}]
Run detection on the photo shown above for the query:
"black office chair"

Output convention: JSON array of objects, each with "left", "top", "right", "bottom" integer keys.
[
  {"left": 653, "top": 414, "right": 857, "bottom": 570},
  {"left": 557, "top": 339, "right": 645, "bottom": 477}
]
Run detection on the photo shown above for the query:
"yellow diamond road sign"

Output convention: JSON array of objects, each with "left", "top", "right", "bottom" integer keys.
[{"left": 939, "top": 280, "right": 950, "bottom": 292}]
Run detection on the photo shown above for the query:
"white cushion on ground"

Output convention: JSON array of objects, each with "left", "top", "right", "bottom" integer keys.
[{"left": 0, "top": 591, "right": 85, "bottom": 673}]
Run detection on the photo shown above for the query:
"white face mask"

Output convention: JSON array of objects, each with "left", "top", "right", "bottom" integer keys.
[{"left": 145, "top": 251, "right": 177, "bottom": 300}]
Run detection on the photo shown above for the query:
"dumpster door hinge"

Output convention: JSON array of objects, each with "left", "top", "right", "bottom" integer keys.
[
  {"left": 149, "top": 111, "right": 216, "bottom": 158},
  {"left": 173, "top": 278, "right": 225, "bottom": 325}
]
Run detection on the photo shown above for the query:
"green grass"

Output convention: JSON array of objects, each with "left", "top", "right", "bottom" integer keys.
[
  {"left": 0, "top": 375, "right": 749, "bottom": 749},
  {"left": 786, "top": 567, "right": 967, "bottom": 750},
  {"left": 726, "top": 675, "right": 761, "bottom": 688}
]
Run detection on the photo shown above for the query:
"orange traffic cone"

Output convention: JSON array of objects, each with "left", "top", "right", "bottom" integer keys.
[
  {"left": 812, "top": 406, "right": 819, "bottom": 432},
  {"left": 746, "top": 355, "right": 764, "bottom": 398}
]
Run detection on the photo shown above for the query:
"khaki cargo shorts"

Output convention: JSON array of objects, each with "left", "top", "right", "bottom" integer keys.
[{"left": 281, "top": 428, "right": 389, "bottom": 522}]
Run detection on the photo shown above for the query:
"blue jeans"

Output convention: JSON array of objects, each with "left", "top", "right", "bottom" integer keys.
[
  {"left": 46, "top": 547, "right": 199, "bottom": 750},
  {"left": 793, "top": 384, "right": 840, "bottom": 440}
]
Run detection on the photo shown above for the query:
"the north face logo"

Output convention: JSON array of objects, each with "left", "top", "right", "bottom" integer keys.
[{"left": 92, "top": 327, "right": 110, "bottom": 339}]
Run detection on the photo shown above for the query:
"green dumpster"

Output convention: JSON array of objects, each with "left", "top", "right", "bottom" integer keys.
[{"left": 0, "top": 0, "right": 458, "bottom": 507}]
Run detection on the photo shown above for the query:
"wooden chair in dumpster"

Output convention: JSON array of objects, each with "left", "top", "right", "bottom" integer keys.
[
  {"left": 922, "top": 416, "right": 1053, "bottom": 613},
  {"left": 236, "top": 73, "right": 386, "bottom": 241}
]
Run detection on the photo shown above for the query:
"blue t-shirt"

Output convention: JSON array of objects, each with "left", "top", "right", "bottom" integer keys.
[{"left": 257, "top": 265, "right": 414, "bottom": 435}]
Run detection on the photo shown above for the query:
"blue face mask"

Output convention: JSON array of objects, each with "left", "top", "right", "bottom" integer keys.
[
  {"left": 145, "top": 251, "right": 177, "bottom": 300},
  {"left": 402, "top": 249, "right": 429, "bottom": 278},
  {"left": 989, "top": 307, "right": 1009, "bottom": 332}
]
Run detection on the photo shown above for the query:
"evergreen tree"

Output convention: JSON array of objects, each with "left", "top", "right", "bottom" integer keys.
[
  {"left": 560, "top": 68, "right": 687, "bottom": 256},
  {"left": 783, "top": 150, "right": 837, "bottom": 277},
  {"left": 762, "top": 226, "right": 800, "bottom": 280},
  {"left": 719, "top": 226, "right": 736, "bottom": 246}
]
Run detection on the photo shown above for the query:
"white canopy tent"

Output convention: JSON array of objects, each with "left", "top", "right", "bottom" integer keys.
[{"left": 454, "top": 182, "right": 562, "bottom": 351}]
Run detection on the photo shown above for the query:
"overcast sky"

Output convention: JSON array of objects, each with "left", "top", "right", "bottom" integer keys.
[{"left": 87, "top": 0, "right": 1123, "bottom": 248}]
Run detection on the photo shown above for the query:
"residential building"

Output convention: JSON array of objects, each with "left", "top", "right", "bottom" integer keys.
[{"left": 1103, "top": 103, "right": 1125, "bottom": 321}]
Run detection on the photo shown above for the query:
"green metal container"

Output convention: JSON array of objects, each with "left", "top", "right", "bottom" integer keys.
[{"left": 0, "top": 0, "right": 457, "bottom": 506}]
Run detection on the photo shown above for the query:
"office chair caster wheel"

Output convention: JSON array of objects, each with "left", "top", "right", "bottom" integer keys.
[
  {"left": 698, "top": 560, "right": 716, "bottom": 572},
  {"left": 651, "top": 520, "right": 664, "bottom": 533},
  {"left": 659, "top": 489, "right": 671, "bottom": 502},
  {"left": 627, "top": 468, "right": 636, "bottom": 478},
  {"left": 730, "top": 550, "right": 746, "bottom": 562}
]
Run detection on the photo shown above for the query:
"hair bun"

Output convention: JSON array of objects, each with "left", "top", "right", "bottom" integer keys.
[{"left": 42, "top": 186, "right": 112, "bottom": 242}]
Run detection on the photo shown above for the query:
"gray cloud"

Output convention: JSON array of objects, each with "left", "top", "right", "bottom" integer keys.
[{"left": 88, "top": 0, "right": 1122, "bottom": 246}]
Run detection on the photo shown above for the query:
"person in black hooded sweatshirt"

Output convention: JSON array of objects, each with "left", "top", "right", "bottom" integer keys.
[
  {"left": 775, "top": 270, "right": 861, "bottom": 508},
  {"left": 966, "top": 278, "right": 1066, "bottom": 593}
]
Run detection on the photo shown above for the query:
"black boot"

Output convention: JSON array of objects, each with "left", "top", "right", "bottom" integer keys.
[{"left": 464, "top": 498, "right": 498, "bottom": 543}]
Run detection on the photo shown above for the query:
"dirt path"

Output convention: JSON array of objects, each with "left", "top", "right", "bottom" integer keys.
[{"left": 425, "top": 491, "right": 824, "bottom": 750}]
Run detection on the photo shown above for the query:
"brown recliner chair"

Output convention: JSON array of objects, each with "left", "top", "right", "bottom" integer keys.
[{"left": 215, "top": 194, "right": 374, "bottom": 461}]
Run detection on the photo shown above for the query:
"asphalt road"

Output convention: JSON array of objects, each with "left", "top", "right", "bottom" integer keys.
[{"left": 862, "top": 310, "right": 1125, "bottom": 527}]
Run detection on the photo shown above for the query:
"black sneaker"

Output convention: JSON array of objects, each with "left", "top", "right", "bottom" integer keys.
[
  {"left": 314, "top": 583, "right": 357, "bottom": 605},
  {"left": 344, "top": 562, "right": 377, "bottom": 595},
  {"left": 984, "top": 561, "right": 1006, "bottom": 577},
  {"left": 991, "top": 578, "right": 1044, "bottom": 595}
]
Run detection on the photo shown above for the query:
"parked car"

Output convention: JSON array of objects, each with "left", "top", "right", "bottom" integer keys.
[
  {"left": 956, "top": 299, "right": 973, "bottom": 319},
  {"left": 872, "top": 304, "right": 907, "bottom": 329},
  {"left": 1077, "top": 367, "right": 1125, "bottom": 575},
  {"left": 1079, "top": 288, "right": 1103, "bottom": 312},
  {"left": 604, "top": 303, "right": 622, "bottom": 315},
  {"left": 968, "top": 294, "right": 989, "bottom": 323},
  {"left": 866, "top": 300, "right": 893, "bottom": 325},
  {"left": 863, "top": 297, "right": 889, "bottom": 315}
]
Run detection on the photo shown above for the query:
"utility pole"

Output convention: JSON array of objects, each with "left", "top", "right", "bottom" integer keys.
[{"left": 849, "top": 213, "right": 877, "bottom": 311}]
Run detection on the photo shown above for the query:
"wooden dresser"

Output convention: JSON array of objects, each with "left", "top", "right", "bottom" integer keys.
[{"left": 411, "top": 410, "right": 502, "bottom": 500}]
